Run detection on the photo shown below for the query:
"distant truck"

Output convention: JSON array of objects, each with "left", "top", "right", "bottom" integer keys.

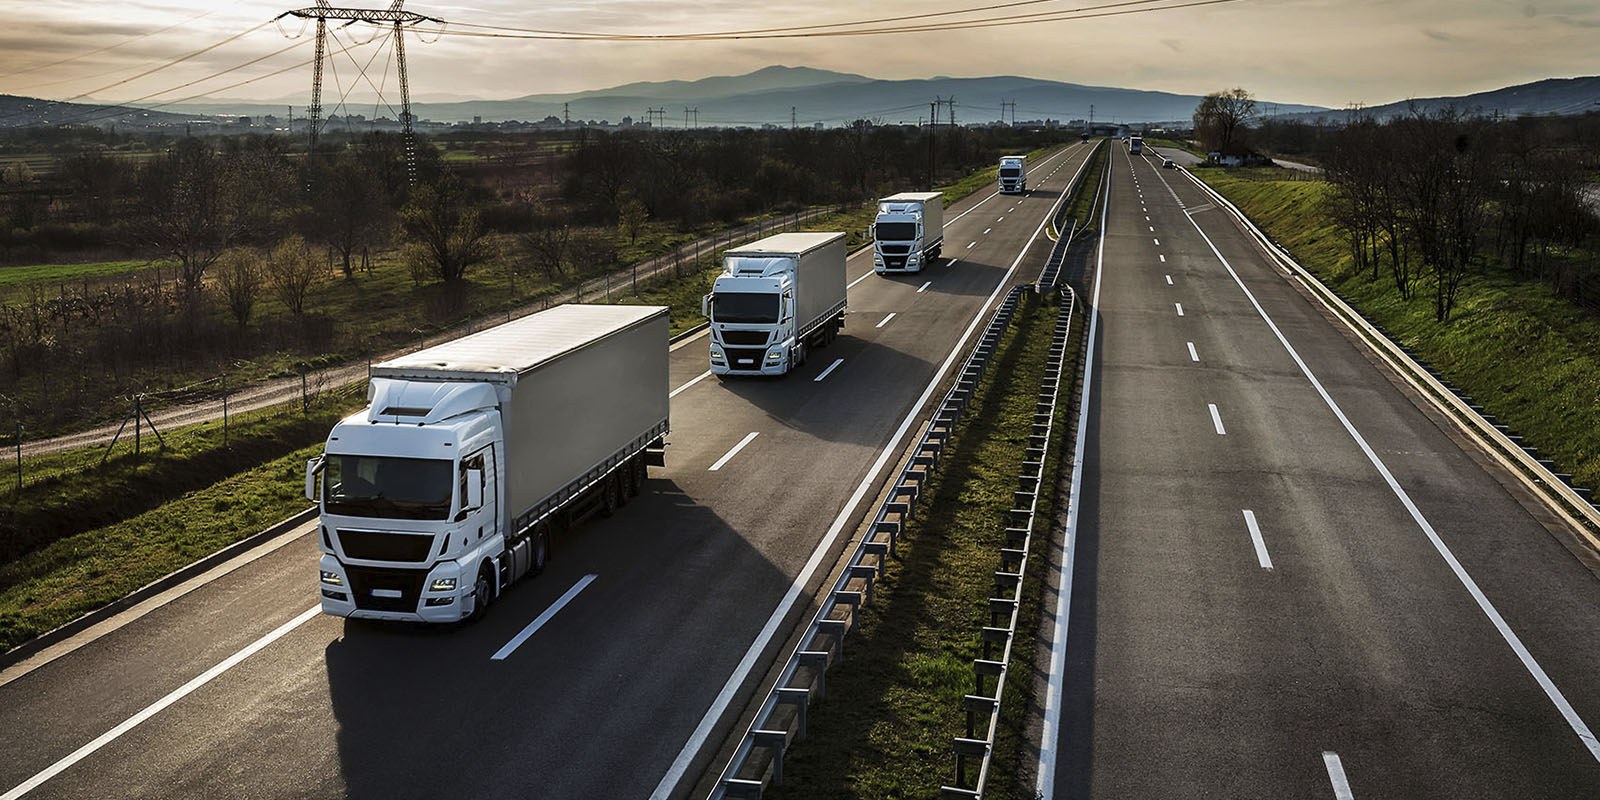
[
  {"left": 704, "top": 232, "right": 847, "bottom": 376},
  {"left": 307, "top": 304, "right": 670, "bottom": 623},
  {"left": 1129, "top": 135, "right": 1144, "bottom": 155},
  {"left": 999, "top": 155, "right": 1027, "bottom": 193},
  {"left": 873, "top": 192, "right": 944, "bottom": 274},
  {"left": 1080, "top": 133, "right": 1090, "bottom": 143}
]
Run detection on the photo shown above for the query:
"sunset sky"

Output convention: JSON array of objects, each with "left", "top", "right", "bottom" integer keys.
[{"left": 0, "top": 0, "right": 1595, "bottom": 110}]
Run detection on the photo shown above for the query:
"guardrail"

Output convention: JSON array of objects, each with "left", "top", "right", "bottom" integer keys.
[
  {"left": 1038, "top": 141, "right": 1105, "bottom": 293},
  {"left": 707, "top": 284, "right": 1034, "bottom": 799},
  {"left": 940, "top": 285, "right": 1078, "bottom": 799},
  {"left": 1175, "top": 166, "right": 1600, "bottom": 536}
]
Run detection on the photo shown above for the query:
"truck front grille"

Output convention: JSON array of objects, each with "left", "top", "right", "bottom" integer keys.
[
  {"left": 339, "top": 530, "right": 434, "bottom": 562},
  {"left": 725, "top": 346, "right": 769, "bottom": 369},
  {"left": 720, "top": 330, "right": 769, "bottom": 346},
  {"left": 346, "top": 566, "right": 426, "bottom": 613}
]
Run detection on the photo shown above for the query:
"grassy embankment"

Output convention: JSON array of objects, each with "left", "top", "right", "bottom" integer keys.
[
  {"left": 1192, "top": 167, "right": 1600, "bottom": 498},
  {"left": 0, "top": 386, "right": 358, "bottom": 651},
  {"left": 1060, "top": 142, "right": 1107, "bottom": 237},
  {"left": 764, "top": 293, "right": 1069, "bottom": 800},
  {"left": 0, "top": 148, "right": 1070, "bottom": 654}
]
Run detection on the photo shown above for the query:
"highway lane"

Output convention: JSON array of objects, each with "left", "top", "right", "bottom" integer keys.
[
  {"left": 1041, "top": 142, "right": 1600, "bottom": 797},
  {"left": 0, "top": 143, "right": 1093, "bottom": 800}
]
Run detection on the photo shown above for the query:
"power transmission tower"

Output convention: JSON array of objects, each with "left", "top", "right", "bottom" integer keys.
[
  {"left": 1001, "top": 99, "right": 1016, "bottom": 126},
  {"left": 685, "top": 106, "right": 698, "bottom": 128},
  {"left": 277, "top": 1, "right": 443, "bottom": 184},
  {"left": 563, "top": 102, "right": 570, "bottom": 127},
  {"left": 646, "top": 107, "right": 666, "bottom": 128},
  {"left": 791, "top": 106, "right": 797, "bottom": 129}
]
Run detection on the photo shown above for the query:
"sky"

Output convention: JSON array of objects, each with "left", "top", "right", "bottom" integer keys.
[{"left": 0, "top": 0, "right": 1596, "bottom": 111}]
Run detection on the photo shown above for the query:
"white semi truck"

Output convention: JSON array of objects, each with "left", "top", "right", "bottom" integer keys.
[
  {"left": 704, "top": 231, "right": 847, "bottom": 376},
  {"left": 1129, "top": 135, "right": 1144, "bottom": 155},
  {"left": 306, "top": 304, "right": 670, "bottom": 623},
  {"left": 999, "top": 155, "right": 1027, "bottom": 193},
  {"left": 872, "top": 192, "right": 944, "bottom": 274}
]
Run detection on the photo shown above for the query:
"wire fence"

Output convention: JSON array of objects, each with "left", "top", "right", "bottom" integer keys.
[{"left": 10, "top": 206, "right": 836, "bottom": 474}]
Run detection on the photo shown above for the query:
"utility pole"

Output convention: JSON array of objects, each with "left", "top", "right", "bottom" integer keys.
[
  {"left": 928, "top": 99, "right": 938, "bottom": 190},
  {"left": 791, "top": 106, "right": 797, "bottom": 129},
  {"left": 563, "top": 102, "right": 570, "bottom": 127},
  {"left": 277, "top": 1, "right": 443, "bottom": 185},
  {"left": 1089, "top": 103, "right": 1094, "bottom": 133}
]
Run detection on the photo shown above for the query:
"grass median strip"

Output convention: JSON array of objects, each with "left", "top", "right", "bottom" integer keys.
[{"left": 764, "top": 293, "right": 1068, "bottom": 799}]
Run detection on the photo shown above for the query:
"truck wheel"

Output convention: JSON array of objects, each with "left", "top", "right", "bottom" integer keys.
[
  {"left": 470, "top": 564, "right": 494, "bottom": 622},
  {"left": 626, "top": 458, "right": 642, "bottom": 498},
  {"left": 532, "top": 524, "right": 549, "bottom": 575},
  {"left": 616, "top": 468, "right": 631, "bottom": 508},
  {"left": 601, "top": 473, "right": 620, "bottom": 517},
  {"left": 634, "top": 458, "right": 649, "bottom": 494}
]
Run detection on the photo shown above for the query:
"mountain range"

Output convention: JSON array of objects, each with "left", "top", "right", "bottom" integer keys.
[{"left": 1278, "top": 75, "right": 1600, "bottom": 124}]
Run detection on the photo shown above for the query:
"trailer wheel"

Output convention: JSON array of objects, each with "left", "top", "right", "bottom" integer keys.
[
  {"left": 625, "top": 458, "right": 642, "bottom": 498},
  {"left": 600, "top": 473, "right": 620, "bottom": 517},
  {"left": 635, "top": 457, "right": 649, "bottom": 494}
]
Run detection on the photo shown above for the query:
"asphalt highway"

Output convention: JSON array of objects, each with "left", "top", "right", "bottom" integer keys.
[
  {"left": 1039, "top": 143, "right": 1600, "bottom": 798},
  {"left": 0, "top": 143, "right": 1093, "bottom": 800}
]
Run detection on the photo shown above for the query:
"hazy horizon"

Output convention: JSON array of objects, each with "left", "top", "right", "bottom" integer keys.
[{"left": 1, "top": 0, "right": 1596, "bottom": 113}]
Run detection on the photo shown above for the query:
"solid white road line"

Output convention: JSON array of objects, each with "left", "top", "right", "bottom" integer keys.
[
  {"left": 1166, "top": 275, "right": 1174, "bottom": 285},
  {"left": 876, "top": 312, "right": 897, "bottom": 328},
  {"left": 1209, "top": 403, "right": 1227, "bottom": 435},
  {"left": 1170, "top": 165, "right": 1600, "bottom": 763},
  {"left": 707, "top": 432, "right": 759, "bottom": 472},
  {"left": 1, "top": 606, "right": 321, "bottom": 800},
  {"left": 1243, "top": 510, "right": 1273, "bottom": 569},
  {"left": 491, "top": 574, "right": 598, "bottom": 661},
  {"left": 1187, "top": 342, "right": 1200, "bottom": 362},
  {"left": 917, "top": 281, "right": 932, "bottom": 293},
  {"left": 1175, "top": 303, "right": 1185, "bottom": 317},
  {"left": 1036, "top": 139, "right": 1112, "bottom": 800},
  {"left": 670, "top": 370, "right": 712, "bottom": 398},
  {"left": 654, "top": 158, "right": 1077, "bottom": 800},
  {"left": 813, "top": 358, "right": 844, "bottom": 382},
  {"left": 1323, "top": 751, "right": 1355, "bottom": 799}
]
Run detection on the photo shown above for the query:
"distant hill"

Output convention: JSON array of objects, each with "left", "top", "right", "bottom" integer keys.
[
  {"left": 0, "top": 95, "right": 205, "bottom": 129},
  {"left": 159, "top": 65, "right": 1325, "bottom": 126},
  {"left": 1278, "top": 76, "right": 1600, "bottom": 123}
]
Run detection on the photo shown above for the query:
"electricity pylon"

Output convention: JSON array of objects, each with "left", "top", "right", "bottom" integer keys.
[{"left": 277, "top": 0, "right": 443, "bottom": 183}]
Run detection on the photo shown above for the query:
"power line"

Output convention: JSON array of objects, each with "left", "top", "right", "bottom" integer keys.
[
  {"left": 54, "top": 20, "right": 274, "bottom": 104},
  {"left": 0, "top": 1, "right": 243, "bottom": 81},
  {"left": 429, "top": 0, "right": 1244, "bottom": 41}
]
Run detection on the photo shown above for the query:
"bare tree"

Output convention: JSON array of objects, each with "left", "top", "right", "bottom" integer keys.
[
  {"left": 519, "top": 214, "right": 572, "bottom": 283},
  {"left": 309, "top": 152, "right": 391, "bottom": 277},
  {"left": 266, "top": 235, "right": 319, "bottom": 315},
  {"left": 1193, "top": 88, "right": 1258, "bottom": 154},
  {"left": 617, "top": 196, "right": 649, "bottom": 245},
  {"left": 400, "top": 171, "right": 493, "bottom": 283},
  {"left": 216, "top": 247, "right": 263, "bottom": 328},
  {"left": 134, "top": 138, "right": 239, "bottom": 303}
]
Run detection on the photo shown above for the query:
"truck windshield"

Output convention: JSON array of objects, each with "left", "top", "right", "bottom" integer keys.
[
  {"left": 712, "top": 292, "right": 779, "bottom": 324},
  {"left": 1000, "top": 167, "right": 1022, "bottom": 177},
  {"left": 324, "top": 455, "right": 453, "bottom": 520},
  {"left": 876, "top": 222, "right": 916, "bottom": 241}
]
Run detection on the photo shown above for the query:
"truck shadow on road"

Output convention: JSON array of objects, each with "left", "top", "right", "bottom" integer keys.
[{"left": 322, "top": 476, "right": 800, "bottom": 799}]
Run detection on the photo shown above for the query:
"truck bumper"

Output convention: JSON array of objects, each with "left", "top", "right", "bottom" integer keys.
[{"left": 318, "top": 555, "right": 467, "bottom": 623}]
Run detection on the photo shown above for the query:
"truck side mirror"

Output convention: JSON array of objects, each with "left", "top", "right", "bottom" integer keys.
[
  {"left": 868, "top": 223, "right": 875, "bottom": 238},
  {"left": 305, "top": 458, "right": 323, "bottom": 503},
  {"left": 465, "top": 469, "right": 484, "bottom": 511},
  {"left": 701, "top": 293, "right": 711, "bottom": 319}
]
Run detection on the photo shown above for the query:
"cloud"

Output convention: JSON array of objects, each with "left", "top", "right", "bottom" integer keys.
[
  {"left": 1421, "top": 28, "right": 1455, "bottom": 42},
  {"left": 1161, "top": 38, "right": 1184, "bottom": 52}
]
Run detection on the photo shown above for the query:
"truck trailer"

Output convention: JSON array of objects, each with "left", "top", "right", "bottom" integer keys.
[
  {"left": 306, "top": 304, "right": 670, "bottom": 623},
  {"left": 704, "top": 231, "right": 847, "bottom": 376},
  {"left": 999, "top": 155, "right": 1027, "bottom": 193},
  {"left": 1129, "top": 135, "right": 1144, "bottom": 155},
  {"left": 873, "top": 192, "right": 944, "bottom": 274}
]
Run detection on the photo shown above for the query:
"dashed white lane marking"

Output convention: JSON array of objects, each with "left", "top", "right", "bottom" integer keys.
[
  {"left": 1159, "top": 254, "right": 1166, "bottom": 263},
  {"left": 1323, "top": 752, "right": 1354, "bottom": 799},
  {"left": 1209, "top": 403, "right": 1227, "bottom": 435},
  {"left": 917, "top": 281, "right": 932, "bottom": 293},
  {"left": 1166, "top": 275, "right": 1174, "bottom": 285},
  {"left": 1243, "top": 510, "right": 1273, "bottom": 569},
  {"left": 492, "top": 574, "right": 598, "bottom": 660},
  {"left": 1153, "top": 238, "right": 1161, "bottom": 246},
  {"left": 1175, "top": 302, "right": 1185, "bottom": 317},
  {"left": 813, "top": 358, "right": 844, "bottom": 382},
  {"left": 708, "top": 432, "right": 759, "bottom": 472},
  {"left": 968, "top": 242, "right": 976, "bottom": 249},
  {"left": 1149, "top": 226, "right": 1155, "bottom": 232},
  {"left": 1187, "top": 342, "right": 1199, "bottom": 362},
  {"left": 983, "top": 228, "right": 992, "bottom": 235},
  {"left": 876, "top": 312, "right": 897, "bottom": 328}
]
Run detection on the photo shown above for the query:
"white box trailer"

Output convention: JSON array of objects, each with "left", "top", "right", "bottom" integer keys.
[
  {"left": 307, "top": 304, "right": 669, "bottom": 622},
  {"left": 873, "top": 191, "right": 945, "bottom": 273},
  {"left": 705, "top": 231, "right": 848, "bottom": 376}
]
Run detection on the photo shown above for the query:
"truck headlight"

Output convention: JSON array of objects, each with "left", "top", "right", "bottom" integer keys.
[
  {"left": 710, "top": 346, "right": 724, "bottom": 359},
  {"left": 429, "top": 577, "right": 457, "bottom": 592},
  {"left": 320, "top": 570, "right": 343, "bottom": 586},
  {"left": 766, "top": 350, "right": 783, "bottom": 361}
]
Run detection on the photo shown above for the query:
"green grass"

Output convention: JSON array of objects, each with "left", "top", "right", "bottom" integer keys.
[
  {"left": 0, "top": 387, "right": 362, "bottom": 652},
  {"left": 765, "top": 294, "right": 1068, "bottom": 799},
  {"left": 1193, "top": 166, "right": 1600, "bottom": 499},
  {"left": 0, "top": 259, "right": 160, "bottom": 297},
  {"left": 1062, "top": 142, "right": 1107, "bottom": 235}
]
